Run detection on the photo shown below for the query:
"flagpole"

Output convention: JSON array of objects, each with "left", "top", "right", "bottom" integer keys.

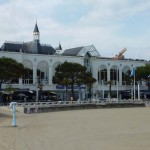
[
  {"left": 130, "top": 67, "right": 135, "bottom": 100},
  {"left": 117, "top": 69, "right": 118, "bottom": 100},
  {"left": 134, "top": 70, "right": 135, "bottom": 100}
]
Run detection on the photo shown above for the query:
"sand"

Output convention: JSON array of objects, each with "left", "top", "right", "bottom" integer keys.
[{"left": 1, "top": 107, "right": 150, "bottom": 150}]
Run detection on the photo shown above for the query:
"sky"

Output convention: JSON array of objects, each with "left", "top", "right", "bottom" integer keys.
[{"left": 0, "top": 0, "right": 150, "bottom": 60}]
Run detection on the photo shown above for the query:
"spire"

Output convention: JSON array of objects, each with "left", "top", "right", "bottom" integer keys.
[
  {"left": 58, "top": 42, "right": 62, "bottom": 50},
  {"left": 33, "top": 20, "right": 40, "bottom": 42},
  {"left": 55, "top": 42, "right": 62, "bottom": 50},
  {"left": 33, "top": 21, "right": 39, "bottom": 33}
]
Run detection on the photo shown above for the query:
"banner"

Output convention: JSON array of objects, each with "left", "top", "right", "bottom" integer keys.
[{"left": 56, "top": 85, "right": 85, "bottom": 90}]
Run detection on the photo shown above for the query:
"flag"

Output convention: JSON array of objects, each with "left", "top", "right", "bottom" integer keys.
[{"left": 130, "top": 68, "right": 135, "bottom": 77}]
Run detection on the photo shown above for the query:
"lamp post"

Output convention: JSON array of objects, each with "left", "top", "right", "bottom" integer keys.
[
  {"left": 36, "top": 87, "right": 39, "bottom": 102},
  {"left": 102, "top": 80, "right": 104, "bottom": 99},
  {"left": 36, "top": 77, "right": 43, "bottom": 102},
  {"left": 37, "top": 83, "right": 43, "bottom": 102},
  {"left": 116, "top": 68, "right": 119, "bottom": 100}
]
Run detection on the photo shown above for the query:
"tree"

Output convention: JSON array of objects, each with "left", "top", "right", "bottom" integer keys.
[
  {"left": 23, "top": 68, "right": 33, "bottom": 84},
  {"left": 52, "top": 62, "right": 96, "bottom": 100},
  {"left": 124, "top": 65, "right": 150, "bottom": 91},
  {"left": 5, "top": 84, "right": 14, "bottom": 103},
  {"left": 123, "top": 70, "right": 132, "bottom": 84},
  {"left": 0, "top": 57, "right": 25, "bottom": 91},
  {"left": 136, "top": 65, "right": 150, "bottom": 91},
  {"left": 83, "top": 72, "right": 96, "bottom": 100}
]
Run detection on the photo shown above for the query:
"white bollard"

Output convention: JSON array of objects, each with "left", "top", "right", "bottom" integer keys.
[{"left": 10, "top": 102, "right": 17, "bottom": 127}]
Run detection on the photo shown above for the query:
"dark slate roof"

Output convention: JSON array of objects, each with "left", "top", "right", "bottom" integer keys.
[
  {"left": 0, "top": 41, "right": 55, "bottom": 55},
  {"left": 1, "top": 42, "right": 22, "bottom": 52},
  {"left": 33, "top": 23, "right": 39, "bottom": 33},
  {"left": 62, "top": 46, "right": 83, "bottom": 56},
  {"left": 41, "top": 44, "right": 55, "bottom": 55},
  {"left": 24, "top": 41, "right": 42, "bottom": 54}
]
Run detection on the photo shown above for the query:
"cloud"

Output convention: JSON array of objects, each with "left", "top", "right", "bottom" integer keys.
[
  {"left": 0, "top": 0, "right": 149, "bottom": 60},
  {"left": 79, "top": 0, "right": 150, "bottom": 24}
]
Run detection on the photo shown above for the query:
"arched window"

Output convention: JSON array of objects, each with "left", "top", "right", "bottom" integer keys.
[
  {"left": 98, "top": 65, "right": 107, "bottom": 85},
  {"left": 122, "top": 66, "right": 130, "bottom": 85},
  {"left": 110, "top": 66, "right": 119, "bottom": 85},
  {"left": 37, "top": 61, "right": 48, "bottom": 85},
  {"left": 23, "top": 60, "right": 33, "bottom": 84}
]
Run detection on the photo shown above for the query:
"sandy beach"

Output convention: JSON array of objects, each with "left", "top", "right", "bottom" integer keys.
[{"left": 1, "top": 107, "right": 150, "bottom": 150}]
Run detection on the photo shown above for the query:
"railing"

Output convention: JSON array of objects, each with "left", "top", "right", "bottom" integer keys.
[
  {"left": 17, "top": 99, "right": 144, "bottom": 108},
  {"left": 145, "top": 101, "right": 150, "bottom": 106}
]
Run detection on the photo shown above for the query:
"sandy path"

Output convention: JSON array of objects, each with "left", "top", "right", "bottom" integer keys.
[{"left": 0, "top": 107, "right": 150, "bottom": 150}]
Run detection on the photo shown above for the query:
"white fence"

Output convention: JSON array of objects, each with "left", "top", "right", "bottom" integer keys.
[{"left": 17, "top": 100, "right": 144, "bottom": 108}]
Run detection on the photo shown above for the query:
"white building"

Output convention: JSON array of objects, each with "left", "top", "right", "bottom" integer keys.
[{"left": 0, "top": 23, "right": 149, "bottom": 100}]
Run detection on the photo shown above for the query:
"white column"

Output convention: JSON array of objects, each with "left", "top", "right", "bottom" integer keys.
[
  {"left": 119, "top": 69, "right": 122, "bottom": 86},
  {"left": 36, "top": 88, "right": 39, "bottom": 102},
  {"left": 33, "top": 65, "right": 37, "bottom": 84},
  {"left": 102, "top": 81, "right": 104, "bottom": 98},
  {"left": 107, "top": 68, "right": 110, "bottom": 81},
  {"left": 19, "top": 78, "right": 22, "bottom": 87},
  {"left": 49, "top": 66, "right": 52, "bottom": 85}
]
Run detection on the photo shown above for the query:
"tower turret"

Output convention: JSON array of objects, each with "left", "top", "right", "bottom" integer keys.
[{"left": 33, "top": 22, "right": 40, "bottom": 42}]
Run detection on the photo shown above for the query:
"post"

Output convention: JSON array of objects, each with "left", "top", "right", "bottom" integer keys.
[
  {"left": 134, "top": 72, "right": 135, "bottom": 100},
  {"left": 10, "top": 102, "right": 17, "bottom": 127},
  {"left": 130, "top": 67, "right": 135, "bottom": 100},
  {"left": 138, "top": 82, "right": 140, "bottom": 100},
  {"left": 102, "top": 80, "right": 104, "bottom": 99},
  {"left": 78, "top": 86, "right": 81, "bottom": 101},
  {"left": 117, "top": 69, "right": 119, "bottom": 100},
  {"left": 36, "top": 88, "right": 39, "bottom": 102}
]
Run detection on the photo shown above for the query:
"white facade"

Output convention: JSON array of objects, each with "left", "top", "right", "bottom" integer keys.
[
  {"left": 0, "top": 51, "right": 84, "bottom": 89},
  {"left": 0, "top": 23, "right": 149, "bottom": 100},
  {"left": 0, "top": 49, "right": 148, "bottom": 100},
  {"left": 92, "top": 58, "right": 147, "bottom": 99}
]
